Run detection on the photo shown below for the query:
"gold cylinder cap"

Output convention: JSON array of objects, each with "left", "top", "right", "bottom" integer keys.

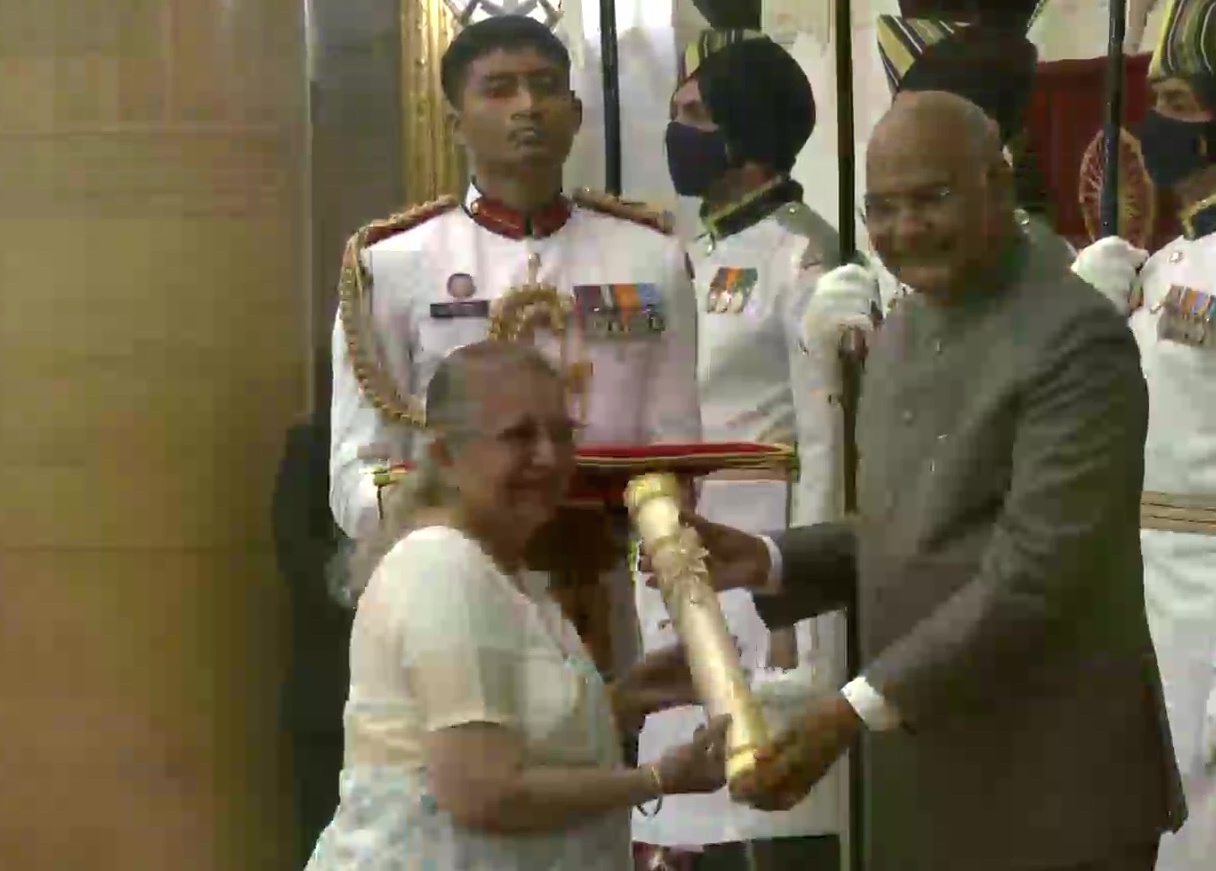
[{"left": 624, "top": 472, "right": 682, "bottom": 516}]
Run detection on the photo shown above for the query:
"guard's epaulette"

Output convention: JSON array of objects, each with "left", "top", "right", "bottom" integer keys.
[
  {"left": 572, "top": 187, "right": 674, "bottom": 235},
  {"left": 336, "top": 196, "right": 458, "bottom": 431},
  {"left": 357, "top": 195, "right": 460, "bottom": 249},
  {"left": 775, "top": 202, "right": 841, "bottom": 271}
]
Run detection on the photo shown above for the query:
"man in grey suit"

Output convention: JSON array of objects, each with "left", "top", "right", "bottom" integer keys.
[{"left": 675, "top": 92, "right": 1187, "bottom": 871}]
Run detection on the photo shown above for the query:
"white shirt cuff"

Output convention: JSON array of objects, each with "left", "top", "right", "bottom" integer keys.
[
  {"left": 841, "top": 677, "right": 901, "bottom": 732},
  {"left": 758, "top": 534, "right": 783, "bottom": 594}
]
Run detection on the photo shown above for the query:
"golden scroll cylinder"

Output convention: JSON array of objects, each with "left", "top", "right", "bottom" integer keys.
[{"left": 624, "top": 472, "right": 769, "bottom": 791}]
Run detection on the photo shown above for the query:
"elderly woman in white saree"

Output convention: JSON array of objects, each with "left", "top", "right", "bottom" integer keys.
[{"left": 306, "top": 341, "right": 729, "bottom": 871}]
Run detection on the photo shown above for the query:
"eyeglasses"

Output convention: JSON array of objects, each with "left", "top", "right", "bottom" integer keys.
[
  {"left": 495, "top": 417, "right": 582, "bottom": 454},
  {"left": 860, "top": 186, "right": 956, "bottom": 229}
]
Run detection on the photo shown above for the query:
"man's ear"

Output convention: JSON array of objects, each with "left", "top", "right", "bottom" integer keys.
[
  {"left": 572, "top": 94, "right": 583, "bottom": 135},
  {"left": 988, "top": 156, "right": 1015, "bottom": 204},
  {"left": 448, "top": 105, "right": 465, "bottom": 147}
]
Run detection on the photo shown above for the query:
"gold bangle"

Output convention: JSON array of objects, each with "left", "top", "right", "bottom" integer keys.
[
  {"left": 635, "top": 763, "right": 664, "bottom": 817},
  {"left": 646, "top": 762, "right": 664, "bottom": 796}
]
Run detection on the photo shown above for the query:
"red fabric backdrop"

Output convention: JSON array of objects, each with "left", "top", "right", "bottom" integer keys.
[{"left": 1025, "top": 53, "right": 1180, "bottom": 252}]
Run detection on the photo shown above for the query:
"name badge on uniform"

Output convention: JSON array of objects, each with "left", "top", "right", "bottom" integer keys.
[
  {"left": 430, "top": 299, "right": 490, "bottom": 319},
  {"left": 707, "top": 267, "right": 758, "bottom": 314},
  {"left": 1158, "top": 285, "right": 1215, "bottom": 347},
  {"left": 573, "top": 283, "right": 666, "bottom": 338}
]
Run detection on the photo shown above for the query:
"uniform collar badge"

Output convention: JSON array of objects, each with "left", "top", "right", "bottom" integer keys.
[
  {"left": 465, "top": 183, "right": 572, "bottom": 240},
  {"left": 707, "top": 267, "right": 759, "bottom": 314},
  {"left": 1180, "top": 194, "right": 1216, "bottom": 241},
  {"left": 702, "top": 176, "right": 797, "bottom": 242}
]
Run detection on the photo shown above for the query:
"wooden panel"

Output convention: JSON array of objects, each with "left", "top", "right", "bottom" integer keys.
[
  {"left": 0, "top": 212, "right": 304, "bottom": 550},
  {"left": 0, "top": 129, "right": 298, "bottom": 216},
  {"left": 0, "top": 0, "right": 303, "bottom": 129},
  {"left": 0, "top": 1, "right": 308, "bottom": 868},
  {"left": 0, "top": 551, "right": 294, "bottom": 870}
]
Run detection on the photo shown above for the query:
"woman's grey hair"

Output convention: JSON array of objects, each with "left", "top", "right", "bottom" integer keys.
[{"left": 343, "top": 340, "right": 563, "bottom": 602}]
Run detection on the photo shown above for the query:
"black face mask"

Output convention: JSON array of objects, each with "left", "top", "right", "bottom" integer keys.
[
  {"left": 1137, "top": 109, "right": 1216, "bottom": 189},
  {"left": 665, "top": 122, "right": 731, "bottom": 197}
]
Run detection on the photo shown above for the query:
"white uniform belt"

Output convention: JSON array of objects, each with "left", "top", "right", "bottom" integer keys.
[
  {"left": 701, "top": 467, "right": 789, "bottom": 483},
  {"left": 1140, "top": 491, "right": 1216, "bottom": 536}
]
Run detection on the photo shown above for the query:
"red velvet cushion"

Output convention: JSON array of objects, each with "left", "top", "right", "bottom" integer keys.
[
  {"left": 574, "top": 442, "right": 791, "bottom": 465},
  {"left": 569, "top": 443, "right": 794, "bottom": 505},
  {"left": 374, "top": 442, "right": 794, "bottom": 506}
]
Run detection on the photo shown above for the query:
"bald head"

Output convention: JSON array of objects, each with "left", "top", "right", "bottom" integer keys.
[
  {"left": 871, "top": 90, "right": 1004, "bottom": 174},
  {"left": 863, "top": 91, "right": 1017, "bottom": 301}
]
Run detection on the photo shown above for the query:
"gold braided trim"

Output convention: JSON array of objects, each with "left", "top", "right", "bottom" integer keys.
[
  {"left": 487, "top": 284, "right": 573, "bottom": 342},
  {"left": 337, "top": 196, "right": 459, "bottom": 429},
  {"left": 487, "top": 254, "right": 594, "bottom": 417},
  {"left": 1141, "top": 491, "right": 1216, "bottom": 536},
  {"left": 571, "top": 187, "right": 674, "bottom": 235}
]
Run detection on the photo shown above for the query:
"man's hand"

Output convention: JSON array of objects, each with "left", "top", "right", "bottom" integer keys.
[
  {"left": 730, "top": 693, "right": 861, "bottom": 811},
  {"left": 802, "top": 264, "right": 881, "bottom": 355},
  {"left": 611, "top": 645, "right": 698, "bottom": 732},
  {"left": 640, "top": 512, "right": 772, "bottom": 593},
  {"left": 1071, "top": 237, "right": 1148, "bottom": 315}
]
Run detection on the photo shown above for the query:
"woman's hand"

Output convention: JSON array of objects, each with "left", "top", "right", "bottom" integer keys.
[{"left": 654, "top": 715, "right": 731, "bottom": 795}]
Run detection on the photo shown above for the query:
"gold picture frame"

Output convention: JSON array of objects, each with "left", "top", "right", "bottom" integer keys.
[{"left": 400, "top": 0, "right": 468, "bottom": 201}]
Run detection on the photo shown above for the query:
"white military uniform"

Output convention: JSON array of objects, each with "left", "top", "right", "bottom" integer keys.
[
  {"left": 633, "top": 191, "right": 847, "bottom": 848},
  {"left": 330, "top": 183, "right": 703, "bottom": 675},
  {"left": 1126, "top": 225, "right": 1216, "bottom": 871}
]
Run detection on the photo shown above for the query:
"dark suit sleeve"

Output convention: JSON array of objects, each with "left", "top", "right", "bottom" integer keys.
[
  {"left": 273, "top": 420, "right": 345, "bottom": 602},
  {"left": 753, "top": 521, "right": 857, "bottom": 629},
  {"left": 864, "top": 302, "right": 1148, "bottom": 725}
]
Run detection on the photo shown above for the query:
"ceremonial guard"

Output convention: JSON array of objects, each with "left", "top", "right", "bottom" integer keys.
[
  {"left": 1103, "top": 3, "right": 1216, "bottom": 867},
  {"left": 329, "top": 15, "right": 701, "bottom": 675},
  {"left": 872, "top": 15, "right": 1145, "bottom": 313},
  {"left": 632, "top": 30, "right": 848, "bottom": 871}
]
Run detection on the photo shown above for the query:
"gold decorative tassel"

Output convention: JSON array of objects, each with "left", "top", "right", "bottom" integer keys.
[{"left": 336, "top": 197, "right": 458, "bottom": 428}]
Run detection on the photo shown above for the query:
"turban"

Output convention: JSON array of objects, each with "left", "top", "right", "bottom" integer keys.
[
  {"left": 1149, "top": 0, "right": 1216, "bottom": 105},
  {"left": 677, "top": 27, "right": 766, "bottom": 83},
  {"left": 876, "top": 15, "right": 1038, "bottom": 146},
  {"left": 693, "top": 32, "right": 816, "bottom": 173}
]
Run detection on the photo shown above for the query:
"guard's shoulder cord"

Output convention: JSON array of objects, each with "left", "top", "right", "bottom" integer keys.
[
  {"left": 572, "top": 187, "right": 674, "bottom": 235},
  {"left": 336, "top": 196, "right": 459, "bottom": 428}
]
